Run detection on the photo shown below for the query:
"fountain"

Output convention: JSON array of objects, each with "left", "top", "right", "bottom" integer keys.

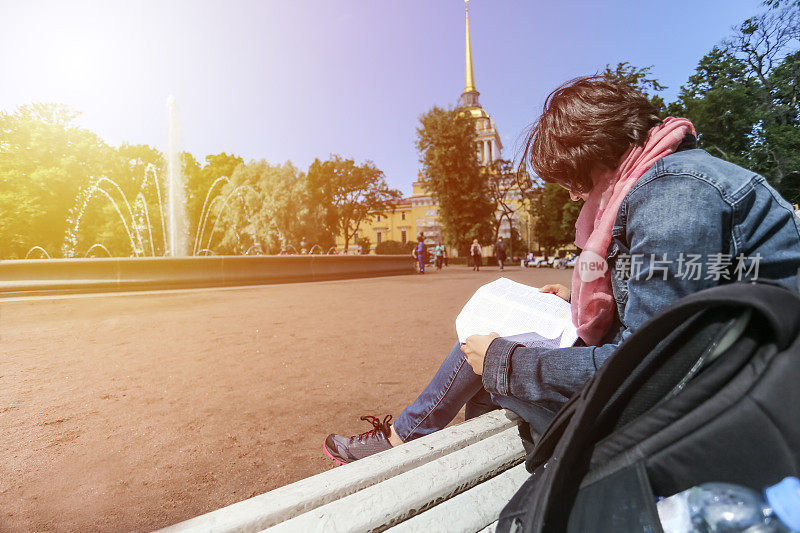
[
  {"left": 25, "top": 246, "right": 51, "bottom": 259},
  {"left": 84, "top": 244, "right": 112, "bottom": 258},
  {"left": 0, "top": 99, "right": 416, "bottom": 293},
  {"left": 200, "top": 185, "right": 260, "bottom": 254},
  {"left": 61, "top": 97, "right": 187, "bottom": 258},
  {"left": 192, "top": 176, "right": 231, "bottom": 255},
  {"left": 61, "top": 167, "right": 266, "bottom": 259},
  {"left": 63, "top": 168, "right": 166, "bottom": 258},
  {"left": 55, "top": 96, "right": 286, "bottom": 258},
  {"left": 2, "top": 96, "right": 414, "bottom": 297},
  {"left": 166, "top": 95, "right": 188, "bottom": 257}
]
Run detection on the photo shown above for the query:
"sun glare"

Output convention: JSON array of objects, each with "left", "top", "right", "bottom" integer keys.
[{"left": 49, "top": 28, "right": 117, "bottom": 99}]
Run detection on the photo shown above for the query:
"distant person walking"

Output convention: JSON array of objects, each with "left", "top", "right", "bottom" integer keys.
[
  {"left": 494, "top": 236, "right": 508, "bottom": 272},
  {"left": 434, "top": 244, "right": 444, "bottom": 271},
  {"left": 412, "top": 235, "right": 427, "bottom": 274},
  {"left": 470, "top": 239, "right": 482, "bottom": 271}
]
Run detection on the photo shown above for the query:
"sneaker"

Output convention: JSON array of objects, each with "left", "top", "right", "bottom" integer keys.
[{"left": 324, "top": 415, "right": 393, "bottom": 465}]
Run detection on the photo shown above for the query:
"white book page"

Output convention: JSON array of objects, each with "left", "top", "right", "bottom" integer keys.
[{"left": 455, "top": 278, "right": 578, "bottom": 349}]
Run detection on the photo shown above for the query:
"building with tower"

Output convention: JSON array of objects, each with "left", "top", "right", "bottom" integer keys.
[
  {"left": 336, "top": 1, "right": 529, "bottom": 256},
  {"left": 459, "top": 0, "right": 502, "bottom": 167}
]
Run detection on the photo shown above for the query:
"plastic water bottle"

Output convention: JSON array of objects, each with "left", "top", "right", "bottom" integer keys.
[{"left": 656, "top": 477, "right": 800, "bottom": 532}]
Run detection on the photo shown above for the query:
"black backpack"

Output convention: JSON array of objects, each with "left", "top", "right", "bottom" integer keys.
[{"left": 497, "top": 281, "right": 800, "bottom": 533}]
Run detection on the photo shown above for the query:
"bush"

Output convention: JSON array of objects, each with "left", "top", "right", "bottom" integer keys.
[
  {"left": 375, "top": 240, "right": 415, "bottom": 255},
  {"left": 356, "top": 236, "right": 372, "bottom": 254}
]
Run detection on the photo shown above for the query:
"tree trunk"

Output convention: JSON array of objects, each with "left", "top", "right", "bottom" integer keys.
[{"left": 342, "top": 221, "right": 350, "bottom": 253}]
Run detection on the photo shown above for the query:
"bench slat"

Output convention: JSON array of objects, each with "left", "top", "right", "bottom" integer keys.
[
  {"left": 261, "top": 426, "right": 525, "bottom": 532},
  {"left": 161, "top": 410, "right": 519, "bottom": 533},
  {"left": 387, "top": 463, "right": 529, "bottom": 532}
]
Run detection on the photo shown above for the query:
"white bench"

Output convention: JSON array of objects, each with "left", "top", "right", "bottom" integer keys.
[{"left": 160, "top": 409, "right": 531, "bottom": 532}]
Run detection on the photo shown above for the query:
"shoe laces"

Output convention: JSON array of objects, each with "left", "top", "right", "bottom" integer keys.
[{"left": 355, "top": 415, "right": 392, "bottom": 443}]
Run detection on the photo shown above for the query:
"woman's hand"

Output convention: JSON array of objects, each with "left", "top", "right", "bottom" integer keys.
[
  {"left": 540, "top": 283, "right": 570, "bottom": 302},
  {"left": 461, "top": 333, "right": 500, "bottom": 375}
]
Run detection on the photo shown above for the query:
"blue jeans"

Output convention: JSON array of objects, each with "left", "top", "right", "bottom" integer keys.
[{"left": 391, "top": 342, "right": 558, "bottom": 441}]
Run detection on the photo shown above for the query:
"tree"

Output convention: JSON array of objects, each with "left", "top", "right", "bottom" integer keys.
[
  {"left": 199, "top": 160, "right": 312, "bottom": 255},
  {"left": 528, "top": 183, "right": 582, "bottom": 255},
  {"left": 603, "top": 62, "right": 668, "bottom": 116},
  {"left": 306, "top": 155, "right": 400, "bottom": 251},
  {"left": 722, "top": 5, "right": 800, "bottom": 185},
  {"left": 355, "top": 235, "right": 372, "bottom": 254},
  {"left": 668, "top": 6, "right": 799, "bottom": 189},
  {"left": 763, "top": 0, "right": 800, "bottom": 7},
  {"left": 416, "top": 106, "right": 494, "bottom": 255},
  {"left": 186, "top": 152, "right": 244, "bottom": 249},
  {"left": 724, "top": 5, "right": 799, "bottom": 89},
  {"left": 511, "top": 162, "right": 580, "bottom": 255},
  {"left": 102, "top": 143, "right": 166, "bottom": 256},
  {"left": 0, "top": 103, "right": 116, "bottom": 258},
  {"left": 669, "top": 47, "right": 760, "bottom": 168},
  {"left": 182, "top": 151, "right": 202, "bottom": 242},
  {"left": 375, "top": 240, "right": 415, "bottom": 255},
  {"left": 767, "top": 50, "right": 800, "bottom": 199},
  {"left": 487, "top": 158, "right": 519, "bottom": 255}
]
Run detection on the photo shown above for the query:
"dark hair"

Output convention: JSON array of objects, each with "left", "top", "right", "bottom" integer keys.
[{"left": 521, "top": 76, "right": 660, "bottom": 194}]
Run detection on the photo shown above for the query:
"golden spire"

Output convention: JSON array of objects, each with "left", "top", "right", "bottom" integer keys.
[{"left": 464, "top": 0, "right": 476, "bottom": 93}]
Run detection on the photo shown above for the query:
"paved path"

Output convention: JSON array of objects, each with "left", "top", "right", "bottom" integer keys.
[{"left": 0, "top": 265, "right": 572, "bottom": 532}]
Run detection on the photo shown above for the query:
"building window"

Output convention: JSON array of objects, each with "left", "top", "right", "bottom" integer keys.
[
  {"left": 401, "top": 229, "right": 407, "bottom": 244},
  {"left": 353, "top": 231, "right": 358, "bottom": 241},
  {"left": 401, "top": 212, "right": 406, "bottom": 221},
  {"left": 376, "top": 214, "right": 381, "bottom": 222},
  {"left": 377, "top": 231, "right": 382, "bottom": 244}
]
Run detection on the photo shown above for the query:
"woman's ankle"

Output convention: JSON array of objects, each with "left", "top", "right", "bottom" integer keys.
[{"left": 387, "top": 423, "right": 404, "bottom": 447}]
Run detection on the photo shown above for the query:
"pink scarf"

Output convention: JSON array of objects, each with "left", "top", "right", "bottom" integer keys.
[{"left": 571, "top": 117, "right": 696, "bottom": 346}]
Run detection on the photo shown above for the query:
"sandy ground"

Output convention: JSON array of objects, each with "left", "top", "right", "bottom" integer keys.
[{"left": 0, "top": 265, "right": 573, "bottom": 532}]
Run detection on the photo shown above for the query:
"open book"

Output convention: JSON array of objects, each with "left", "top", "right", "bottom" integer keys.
[{"left": 455, "top": 277, "right": 578, "bottom": 350}]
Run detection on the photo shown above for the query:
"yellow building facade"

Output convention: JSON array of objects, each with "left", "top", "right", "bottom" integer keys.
[{"left": 339, "top": 1, "right": 528, "bottom": 256}]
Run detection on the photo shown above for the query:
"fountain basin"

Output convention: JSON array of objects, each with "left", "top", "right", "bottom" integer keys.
[{"left": 0, "top": 255, "right": 414, "bottom": 297}]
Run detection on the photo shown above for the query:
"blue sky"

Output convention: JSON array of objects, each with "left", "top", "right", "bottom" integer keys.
[{"left": 1, "top": 0, "right": 764, "bottom": 195}]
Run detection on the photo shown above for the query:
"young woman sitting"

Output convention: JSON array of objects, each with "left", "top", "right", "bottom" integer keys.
[{"left": 323, "top": 76, "right": 800, "bottom": 464}]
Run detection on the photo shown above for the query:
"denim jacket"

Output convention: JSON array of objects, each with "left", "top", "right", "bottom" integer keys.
[{"left": 483, "top": 149, "right": 800, "bottom": 414}]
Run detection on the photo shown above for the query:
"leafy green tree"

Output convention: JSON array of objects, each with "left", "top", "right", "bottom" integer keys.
[
  {"left": 0, "top": 103, "right": 115, "bottom": 258},
  {"left": 668, "top": 47, "right": 760, "bottom": 167},
  {"left": 668, "top": 5, "right": 799, "bottom": 190},
  {"left": 200, "top": 160, "right": 310, "bottom": 255},
  {"left": 603, "top": 62, "right": 668, "bottom": 116},
  {"left": 356, "top": 235, "right": 372, "bottom": 254},
  {"left": 182, "top": 151, "right": 202, "bottom": 238},
  {"left": 487, "top": 158, "right": 522, "bottom": 257},
  {"left": 375, "top": 240, "right": 415, "bottom": 255},
  {"left": 722, "top": 5, "right": 800, "bottom": 185},
  {"left": 416, "top": 106, "right": 494, "bottom": 255},
  {"left": 763, "top": 0, "right": 800, "bottom": 7},
  {"left": 768, "top": 50, "right": 800, "bottom": 201},
  {"left": 513, "top": 162, "right": 580, "bottom": 255},
  {"left": 528, "top": 183, "right": 582, "bottom": 255},
  {"left": 60, "top": 142, "right": 167, "bottom": 258},
  {"left": 186, "top": 152, "right": 244, "bottom": 249},
  {"left": 306, "top": 155, "right": 400, "bottom": 252}
]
